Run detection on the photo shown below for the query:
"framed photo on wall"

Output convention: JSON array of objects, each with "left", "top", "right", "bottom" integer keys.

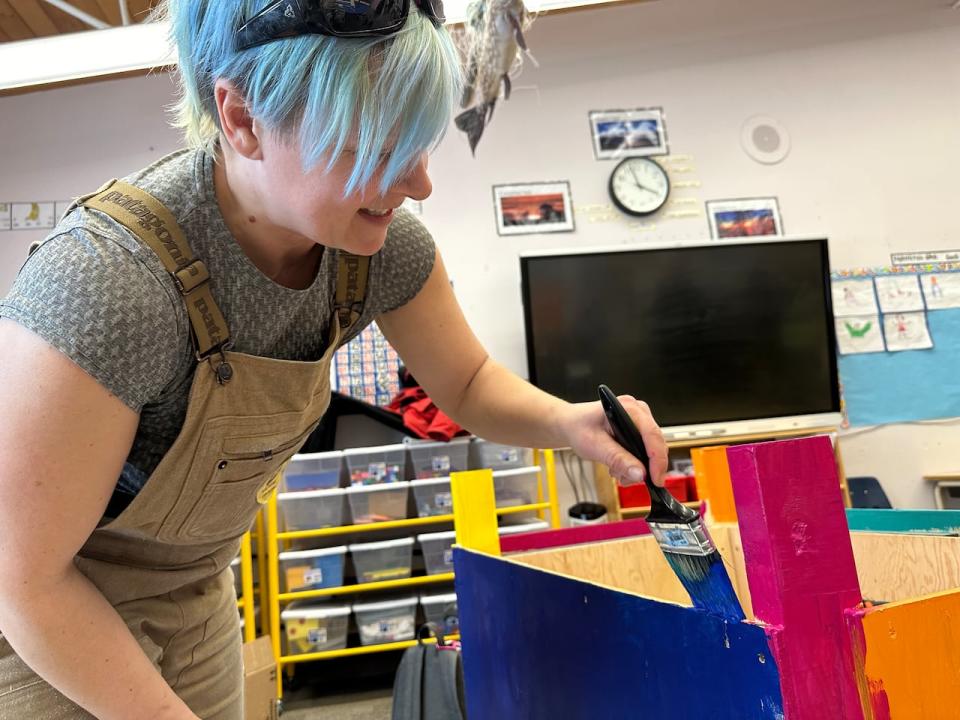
[
  {"left": 706, "top": 197, "right": 783, "bottom": 239},
  {"left": 589, "top": 108, "right": 668, "bottom": 160},
  {"left": 493, "top": 181, "right": 575, "bottom": 236}
]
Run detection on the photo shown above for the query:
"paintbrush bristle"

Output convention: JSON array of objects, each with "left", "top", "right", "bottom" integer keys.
[{"left": 663, "top": 549, "right": 745, "bottom": 621}]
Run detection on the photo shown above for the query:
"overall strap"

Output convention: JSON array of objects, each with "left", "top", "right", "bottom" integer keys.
[
  {"left": 334, "top": 251, "right": 370, "bottom": 331},
  {"left": 78, "top": 180, "right": 234, "bottom": 381}
]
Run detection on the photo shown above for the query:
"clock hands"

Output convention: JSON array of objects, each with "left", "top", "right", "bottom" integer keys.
[{"left": 627, "top": 164, "right": 659, "bottom": 195}]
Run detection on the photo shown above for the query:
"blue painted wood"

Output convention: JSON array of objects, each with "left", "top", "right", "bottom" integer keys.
[
  {"left": 454, "top": 548, "right": 784, "bottom": 720},
  {"left": 846, "top": 508, "right": 960, "bottom": 535}
]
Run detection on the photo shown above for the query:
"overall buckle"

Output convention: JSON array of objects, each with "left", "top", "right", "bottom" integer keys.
[{"left": 197, "top": 339, "right": 236, "bottom": 385}]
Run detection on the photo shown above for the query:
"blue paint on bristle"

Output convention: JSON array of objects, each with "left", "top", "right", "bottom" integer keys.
[{"left": 664, "top": 551, "right": 745, "bottom": 622}]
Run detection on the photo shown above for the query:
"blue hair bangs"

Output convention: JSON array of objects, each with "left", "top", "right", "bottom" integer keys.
[{"left": 165, "top": 1, "right": 462, "bottom": 197}]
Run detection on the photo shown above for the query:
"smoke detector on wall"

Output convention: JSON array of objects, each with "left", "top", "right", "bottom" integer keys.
[{"left": 741, "top": 116, "right": 791, "bottom": 165}]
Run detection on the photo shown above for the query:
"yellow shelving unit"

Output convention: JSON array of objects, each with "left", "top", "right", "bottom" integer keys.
[{"left": 265, "top": 447, "right": 559, "bottom": 699}]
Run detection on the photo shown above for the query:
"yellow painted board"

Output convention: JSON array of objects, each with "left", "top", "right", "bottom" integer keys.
[{"left": 451, "top": 469, "right": 500, "bottom": 556}]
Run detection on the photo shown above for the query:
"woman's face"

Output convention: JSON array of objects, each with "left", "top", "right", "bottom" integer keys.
[{"left": 254, "top": 129, "right": 432, "bottom": 256}]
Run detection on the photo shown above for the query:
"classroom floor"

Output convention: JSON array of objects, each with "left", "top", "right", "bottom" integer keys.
[
  {"left": 283, "top": 688, "right": 392, "bottom": 720},
  {"left": 280, "top": 664, "right": 395, "bottom": 720}
]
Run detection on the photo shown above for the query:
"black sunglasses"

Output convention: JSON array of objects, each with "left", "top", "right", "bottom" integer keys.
[{"left": 236, "top": 0, "right": 446, "bottom": 51}]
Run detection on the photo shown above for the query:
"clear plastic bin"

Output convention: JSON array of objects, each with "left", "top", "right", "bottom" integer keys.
[
  {"left": 472, "top": 439, "right": 534, "bottom": 470},
  {"left": 416, "top": 530, "right": 456, "bottom": 575},
  {"left": 282, "top": 604, "right": 351, "bottom": 655},
  {"left": 406, "top": 437, "right": 470, "bottom": 479},
  {"left": 494, "top": 467, "right": 541, "bottom": 524},
  {"left": 278, "top": 546, "right": 347, "bottom": 592},
  {"left": 278, "top": 488, "right": 347, "bottom": 531},
  {"left": 283, "top": 451, "right": 344, "bottom": 492},
  {"left": 349, "top": 537, "right": 414, "bottom": 583},
  {"left": 410, "top": 478, "right": 453, "bottom": 517},
  {"left": 343, "top": 444, "right": 406, "bottom": 485},
  {"left": 346, "top": 482, "right": 409, "bottom": 525},
  {"left": 352, "top": 596, "right": 418, "bottom": 646},
  {"left": 420, "top": 592, "right": 459, "bottom": 635},
  {"left": 230, "top": 557, "right": 242, "bottom": 597},
  {"left": 499, "top": 521, "right": 550, "bottom": 536}
]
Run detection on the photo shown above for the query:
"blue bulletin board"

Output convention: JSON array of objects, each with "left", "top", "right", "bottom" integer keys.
[{"left": 833, "top": 264, "right": 960, "bottom": 427}]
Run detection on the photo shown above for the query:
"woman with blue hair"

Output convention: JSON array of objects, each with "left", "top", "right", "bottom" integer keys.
[{"left": 0, "top": 1, "right": 666, "bottom": 717}]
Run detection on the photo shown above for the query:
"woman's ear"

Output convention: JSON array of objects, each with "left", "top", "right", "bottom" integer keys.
[{"left": 214, "top": 79, "right": 263, "bottom": 160}]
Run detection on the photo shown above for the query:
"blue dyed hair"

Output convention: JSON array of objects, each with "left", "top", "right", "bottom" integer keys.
[{"left": 162, "top": 0, "right": 461, "bottom": 196}]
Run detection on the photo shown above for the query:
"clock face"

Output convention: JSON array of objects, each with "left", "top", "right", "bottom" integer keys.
[{"left": 609, "top": 158, "right": 670, "bottom": 216}]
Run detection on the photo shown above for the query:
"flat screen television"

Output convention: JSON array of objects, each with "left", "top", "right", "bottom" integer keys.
[{"left": 519, "top": 237, "right": 841, "bottom": 439}]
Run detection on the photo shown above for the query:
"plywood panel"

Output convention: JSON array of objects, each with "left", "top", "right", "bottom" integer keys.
[{"left": 851, "top": 531, "right": 960, "bottom": 603}]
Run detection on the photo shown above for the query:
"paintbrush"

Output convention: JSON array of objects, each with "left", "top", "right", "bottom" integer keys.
[{"left": 598, "top": 385, "right": 745, "bottom": 621}]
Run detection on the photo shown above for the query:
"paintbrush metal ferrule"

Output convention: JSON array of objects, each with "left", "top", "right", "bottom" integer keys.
[{"left": 648, "top": 515, "right": 716, "bottom": 557}]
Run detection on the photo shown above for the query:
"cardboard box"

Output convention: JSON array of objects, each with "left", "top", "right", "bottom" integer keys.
[{"left": 242, "top": 636, "right": 279, "bottom": 720}]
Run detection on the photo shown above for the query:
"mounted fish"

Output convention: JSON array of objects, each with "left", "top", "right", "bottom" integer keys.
[{"left": 455, "top": 0, "right": 533, "bottom": 155}]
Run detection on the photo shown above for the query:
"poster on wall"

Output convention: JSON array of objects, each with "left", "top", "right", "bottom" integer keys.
[
  {"left": 705, "top": 197, "right": 782, "bottom": 240},
  {"left": 874, "top": 275, "right": 925, "bottom": 313},
  {"left": 0, "top": 203, "right": 10, "bottom": 231},
  {"left": 831, "top": 279, "right": 879, "bottom": 316},
  {"left": 921, "top": 273, "right": 960, "bottom": 309},
  {"left": 588, "top": 108, "right": 668, "bottom": 161},
  {"left": 493, "top": 181, "right": 575, "bottom": 236},
  {"left": 11, "top": 202, "right": 55, "bottom": 230},
  {"left": 883, "top": 312, "right": 933, "bottom": 352},
  {"left": 834, "top": 315, "right": 885, "bottom": 355}
]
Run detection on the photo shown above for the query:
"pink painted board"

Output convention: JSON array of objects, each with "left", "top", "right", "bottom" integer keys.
[{"left": 499, "top": 518, "right": 650, "bottom": 553}]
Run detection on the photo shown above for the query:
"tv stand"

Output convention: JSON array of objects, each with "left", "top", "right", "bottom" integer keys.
[{"left": 594, "top": 425, "right": 848, "bottom": 521}]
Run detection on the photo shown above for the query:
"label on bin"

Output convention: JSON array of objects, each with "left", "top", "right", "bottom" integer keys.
[
  {"left": 431, "top": 455, "right": 451, "bottom": 473},
  {"left": 443, "top": 549, "right": 454, "bottom": 566},
  {"left": 308, "top": 627, "right": 328, "bottom": 645},
  {"left": 304, "top": 568, "right": 324, "bottom": 585},
  {"left": 435, "top": 492, "right": 453, "bottom": 509},
  {"left": 369, "top": 462, "right": 387, "bottom": 480},
  {"left": 498, "top": 449, "right": 519, "bottom": 463}
]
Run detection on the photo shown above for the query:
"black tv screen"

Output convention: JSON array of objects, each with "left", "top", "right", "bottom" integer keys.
[{"left": 520, "top": 238, "right": 839, "bottom": 429}]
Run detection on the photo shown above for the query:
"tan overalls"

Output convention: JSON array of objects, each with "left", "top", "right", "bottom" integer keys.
[{"left": 0, "top": 181, "right": 369, "bottom": 719}]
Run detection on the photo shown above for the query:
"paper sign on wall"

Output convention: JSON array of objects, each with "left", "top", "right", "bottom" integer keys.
[
  {"left": 11, "top": 202, "right": 55, "bottom": 230},
  {"left": 874, "top": 275, "right": 925, "bottom": 313},
  {"left": 921, "top": 273, "right": 960, "bottom": 310},
  {"left": 0, "top": 203, "right": 10, "bottom": 231},
  {"left": 883, "top": 312, "right": 933, "bottom": 352},
  {"left": 831, "top": 279, "right": 878, "bottom": 316},
  {"left": 835, "top": 315, "right": 885, "bottom": 355}
]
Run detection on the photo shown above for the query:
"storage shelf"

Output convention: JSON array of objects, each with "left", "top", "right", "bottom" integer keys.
[
  {"left": 620, "top": 500, "right": 702, "bottom": 518},
  {"left": 279, "top": 634, "right": 460, "bottom": 664},
  {"left": 278, "top": 573, "right": 455, "bottom": 603},
  {"left": 278, "top": 501, "right": 551, "bottom": 540}
]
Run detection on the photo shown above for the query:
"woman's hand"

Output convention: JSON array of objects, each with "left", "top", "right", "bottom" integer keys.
[{"left": 557, "top": 395, "right": 669, "bottom": 487}]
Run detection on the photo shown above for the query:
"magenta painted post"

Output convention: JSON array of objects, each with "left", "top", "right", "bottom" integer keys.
[{"left": 727, "top": 436, "right": 864, "bottom": 720}]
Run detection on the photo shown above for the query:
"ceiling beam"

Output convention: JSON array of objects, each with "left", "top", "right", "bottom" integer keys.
[
  {"left": 40, "top": 0, "right": 108, "bottom": 28},
  {"left": 8, "top": 0, "right": 57, "bottom": 36}
]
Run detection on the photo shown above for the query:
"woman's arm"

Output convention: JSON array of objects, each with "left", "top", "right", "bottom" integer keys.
[
  {"left": 377, "top": 249, "right": 668, "bottom": 485},
  {"left": 0, "top": 320, "right": 199, "bottom": 720}
]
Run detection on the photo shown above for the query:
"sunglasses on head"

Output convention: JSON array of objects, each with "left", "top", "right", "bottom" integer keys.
[{"left": 236, "top": 0, "right": 446, "bottom": 51}]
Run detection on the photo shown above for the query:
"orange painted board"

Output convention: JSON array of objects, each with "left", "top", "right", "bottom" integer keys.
[
  {"left": 848, "top": 588, "right": 960, "bottom": 720},
  {"left": 691, "top": 445, "right": 738, "bottom": 523}
]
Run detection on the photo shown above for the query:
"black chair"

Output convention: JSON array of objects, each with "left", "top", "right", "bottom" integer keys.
[{"left": 847, "top": 476, "right": 892, "bottom": 509}]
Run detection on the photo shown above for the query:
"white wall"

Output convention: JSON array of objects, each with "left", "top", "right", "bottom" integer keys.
[{"left": 2, "top": 0, "right": 958, "bottom": 509}]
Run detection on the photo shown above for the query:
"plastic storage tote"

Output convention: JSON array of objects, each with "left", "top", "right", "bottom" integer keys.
[
  {"left": 281, "top": 604, "right": 351, "bottom": 655},
  {"left": 343, "top": 444, "right": 406, "bottom": 485},
  {"left": 407, "top": 437, "right": 471, "bottom": 479},
  {"left": 410, "top": 477, "right": 453, "bottom": 517},
  {"left": 349, "top": 537, "right": 415, "bottom": 583},
  {"left": 493, "top": 467, "right": 541, "bottom": 524},
  {"left": 420, "top": 592, "right": 459, "bottom": 635},
  {"left": 472, "top": 439, "right": 534, "bottom": 471},
  {"left": 352, "top": 596, "right": 418, "bottom": 646},
  {"left": 278, "top": 546, "right": 347, "bottom": 592},
  {"left": 416, "top": 530, "right": 457, "bottom": 576},
  {"left": 283, "top": 451, "right": 344, "bottom": 492},
  {"left": 278, "top": 488, "right": 347, "bottom": 531},
  {"left": 346, "top": 482, "right": 409, "bottom": 524}
]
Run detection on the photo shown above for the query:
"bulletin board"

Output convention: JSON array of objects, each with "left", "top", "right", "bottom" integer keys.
[{"left": 832, "top": 264, "right": 960, "bottom": 427}]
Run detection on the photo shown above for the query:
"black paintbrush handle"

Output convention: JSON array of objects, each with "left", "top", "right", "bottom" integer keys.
[{"left": 598, "top": 385, "right": 698, "bottom": 524}]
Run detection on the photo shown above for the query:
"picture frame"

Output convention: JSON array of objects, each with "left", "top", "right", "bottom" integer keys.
[
  {"left": 588, "top": 107, "right": 668, "bottom": 161},
  {"left": 493, "top": 181, "right": 575, "bottom": 236},
  {"left": 706, "top": 197, "right": 784, "bottom": 240}
]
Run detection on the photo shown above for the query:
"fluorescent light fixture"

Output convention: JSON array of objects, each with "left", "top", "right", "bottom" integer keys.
[{"left": 0, "top": 0, "right": 634, "bottom": 95}]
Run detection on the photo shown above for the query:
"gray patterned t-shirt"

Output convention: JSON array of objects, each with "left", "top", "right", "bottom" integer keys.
[{"left": 1, "top": 148, "right": 435, "bottom": 497}]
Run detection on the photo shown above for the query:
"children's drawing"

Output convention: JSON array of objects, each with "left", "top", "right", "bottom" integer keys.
[
  {"left": 921, "top": 273, "right": 960, "bottom": 310},
  {"left": 11, "top": 201, "right": 55, "bottom": 230},
  {"left": 874, "top": 275, "right": 925, "bottom": 313},
  {"left": 883, "top": 312, "right": 933, "bottom": 352},
  {"left": 831, "top": 279, "right": 877, "bottom": 317},
  {"left": 834, "top": 314, "right": 885, "bottom": 355}
]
